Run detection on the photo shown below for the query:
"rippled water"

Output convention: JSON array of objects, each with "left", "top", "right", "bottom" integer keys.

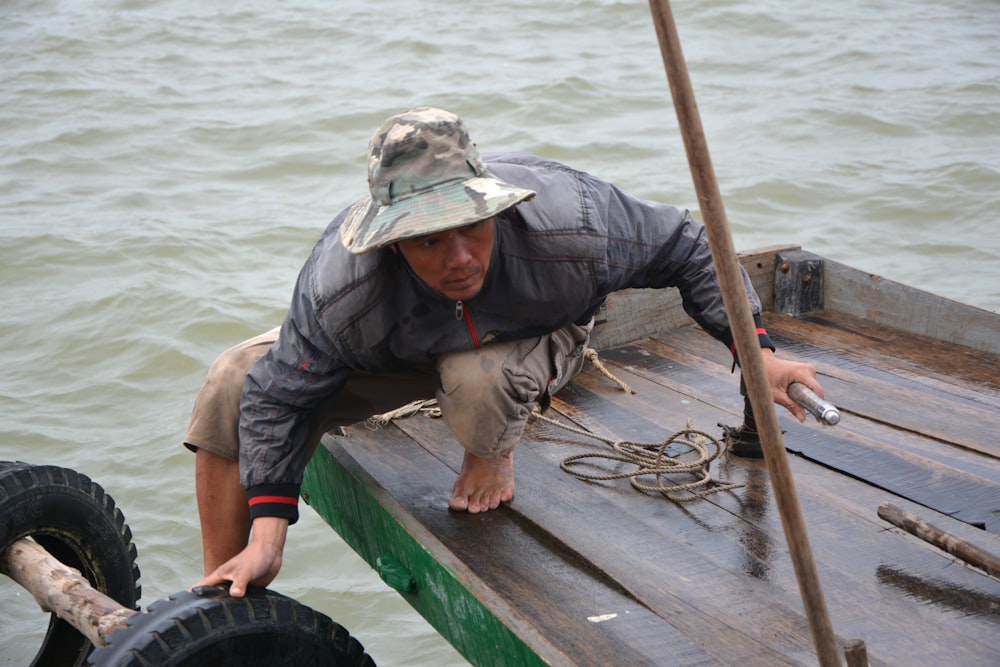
[{"left": 1, "top": 1, "right": 997, "bottom": 664}]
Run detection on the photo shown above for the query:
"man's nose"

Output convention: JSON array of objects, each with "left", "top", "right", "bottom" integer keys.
[{"left": 442, "top": 236, "right": 472, "bottom": 266}]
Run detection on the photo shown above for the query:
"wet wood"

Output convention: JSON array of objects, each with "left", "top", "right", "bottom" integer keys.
[
  {"left": 309, "top": 247, "right": 1000, "bottom": 666},
  {"left": 596, "top": 326, "right": 1000, "bottom": 534},
  {"left": 544, "top": 352, "right": 1000, "bottom": 661},
  {"left": 1, "top": 538, "right": 137, "bottom": 647},
  {"left": 878, "top": 503, "right": 1000, "bottom": 579},
  {"left": 326, "top": 425, "right": 713, "bottom": 667},
  {"left": 322, "top": 336, "right": 1000, "bottom": 664}
]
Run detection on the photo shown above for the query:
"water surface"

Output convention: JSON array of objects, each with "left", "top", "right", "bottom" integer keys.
[{"left": 1, "top": 1, "right": 997, "bottom": 664}]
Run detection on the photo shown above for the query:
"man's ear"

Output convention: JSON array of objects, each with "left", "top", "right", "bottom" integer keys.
[{"left": 389, "top": 243, "right": 399, "bottom": 254}]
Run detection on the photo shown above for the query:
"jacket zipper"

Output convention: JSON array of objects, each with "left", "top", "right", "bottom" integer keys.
[{"left": 455, "top": 300, "right": 481, "bottom": 348}]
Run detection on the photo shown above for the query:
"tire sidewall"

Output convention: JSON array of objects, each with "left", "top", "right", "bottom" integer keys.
[{"left": 89, "top": 586, "right": 374, "bottom": 667}]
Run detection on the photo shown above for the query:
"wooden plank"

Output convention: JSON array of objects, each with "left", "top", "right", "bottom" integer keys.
[
  {"left": 594, "top": 325, "right": 1000, "bottom": 533},
  {"left": 374, "top": 360, "right": 997, "bottom": 664},
  {"left": 395, "top": 414, "right": 810, "bottom": 666},
  {"left": 301, "top": 252, "right": 1000, "bottom": 665},
  {"left": 304, "top": 342, "right": 1000, "bottom": 665},
  {"left": 824, "top": 259, "right": 1000, "bottom": 355},
  {"left": 538, "top": 362, "right": 1000, "bottom": 664},
  {"left": 763, "top": 310, "right": 1000, "bottom": 404},
  {"left": 302, "top": 434, "right": 569, "bottom": 667},
  {"left": 638, "top": 323, "right": 1000, "bottom": 481},
  {"left": 773, "top": 456, "right": 1000, "bottom": 657},
  {"left": 313, "top": 423, "right": 717, "bottom": 667},
  {"left": 775, "top": 460, "right": 1000, "bottom": 662}
]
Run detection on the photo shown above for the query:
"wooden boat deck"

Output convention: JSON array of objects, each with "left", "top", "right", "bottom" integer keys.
[{"left": 302, "top": 248, "right": 1000, "bottom": 666}]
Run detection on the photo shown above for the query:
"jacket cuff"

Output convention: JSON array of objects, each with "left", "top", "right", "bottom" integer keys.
[
  {"left": 721, "top": 314, "right": 776, "bottom": 370},
  {"left": 247, "top": 484, "right": 300, "bottom": 525}
]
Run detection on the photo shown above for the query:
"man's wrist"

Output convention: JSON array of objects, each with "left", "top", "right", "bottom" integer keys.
[{"left": 250, "top": 516, "right": 289, "bottom": 551}]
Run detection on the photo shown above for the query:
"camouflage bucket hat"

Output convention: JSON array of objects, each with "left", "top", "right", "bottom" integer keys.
[{"left": 340, "top": 107, "right": 536, "bottom": 253}]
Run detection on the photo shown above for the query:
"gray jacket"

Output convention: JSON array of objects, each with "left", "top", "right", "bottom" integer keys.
[{"left": 240, "top": 152, "right": 768, "bottom": 521}]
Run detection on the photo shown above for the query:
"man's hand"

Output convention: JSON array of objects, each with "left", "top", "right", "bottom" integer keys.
[
  {"left": 194, "top": 516, "right": 288, "bottom": 598},
  {"left": 759, "top": 348, "right": 824, "bottom": 422}
]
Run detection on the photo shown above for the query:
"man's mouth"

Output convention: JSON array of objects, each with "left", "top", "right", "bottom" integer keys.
[{"left": 445, "top": 272, "right": 478, "bottom": 290}]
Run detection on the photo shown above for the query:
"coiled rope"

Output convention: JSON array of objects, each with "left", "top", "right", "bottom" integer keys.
[
  {"left": 529, "top": 410, "right": 740, "bottom": 502},
  {"left": 365, "top": 350, "right": 741, "bottom": 502}
]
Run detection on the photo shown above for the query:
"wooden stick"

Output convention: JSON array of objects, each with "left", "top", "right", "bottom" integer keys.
[
  {"left": 844, "top": 639, "right": 869, "bottom": 667},
  {"left": 878, "top": 503, "right": 1000, "bottom": 579},
  {"left": 1, "top": 538, "right": 137, "bottom": 647},
  {"left": 645, "top": 2, "right": 843, "bottom": 665}
]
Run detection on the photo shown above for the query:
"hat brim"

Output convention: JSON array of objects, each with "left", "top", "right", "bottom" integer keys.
[{"left": 340, "top": 175, "right": 535, "bottom": 254}]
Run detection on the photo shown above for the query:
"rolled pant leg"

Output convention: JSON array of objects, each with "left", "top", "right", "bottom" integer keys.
[
  {"left": 183, "top": 330, "right": 437, "bottom": 462},
  {"left": 184, "top": 319, "right": 593, "bottom": 463},
  {"left": 184, "top": 328, "right": 282, "bottom": 460},
  {"left": 435, "top": 319, "right": 593, "bottom": 458}
]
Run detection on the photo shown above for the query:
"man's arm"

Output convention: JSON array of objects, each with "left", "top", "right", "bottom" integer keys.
[
  {"left": 239, "top": 266, "right": 350, "bottom": 523},
  {"left": 214, "top": 259, "right": 349, "bottom": 596},
  {"left": 583, "top": 178, "right": 825, "bottom": 416}
]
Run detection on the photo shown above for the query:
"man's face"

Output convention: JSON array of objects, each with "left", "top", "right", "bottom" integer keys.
[{"left": 396, "top": 218, "right": 496, "bottom": 301}]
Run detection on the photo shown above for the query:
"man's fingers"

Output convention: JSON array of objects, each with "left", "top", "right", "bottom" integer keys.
[
  {"left": 228, "top": 578, "right": 247, "bottom": 598},
  {"left": 777, "top": 391, "right": 807, "bottom": 423},
  {"left": 195, "top": 570, "right": 248, "bottom": 598},
  {"left": 191, "top": 570, "right": 226, "bottom": 591},
  {"left": 190, "top": 564, "right": 245, "bottom": 597}
]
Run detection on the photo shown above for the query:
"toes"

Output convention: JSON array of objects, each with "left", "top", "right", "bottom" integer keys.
[
  {"left": 485, "top": 490, "right": 502, "bottom": 511},
  {"left": 451, "top": 489, "right": 510, "bottom": 513},
  {"left": 449, "top": 492, "right": 470, "bottom": 512},
  {"left": 469, "top": 491, "right": 488, "bottom": 513}
]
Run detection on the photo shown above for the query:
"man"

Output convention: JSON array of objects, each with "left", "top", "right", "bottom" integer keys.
[{"left": 188, "top": 107, "right": 823, "bottom": 597}]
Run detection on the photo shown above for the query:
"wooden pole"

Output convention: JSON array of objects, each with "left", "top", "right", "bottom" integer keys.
[
  {"left": 878, "top": 503, "right": 1000, "bottom": 579},
  {"left": 1, "top": 538, "right": 137, "bottom": 647},
  {"left": 844, "top": 639, "right": 870, "bottom": 667},
  {"left": 645, "top": 2, "right": 843, "bottom": 665}
]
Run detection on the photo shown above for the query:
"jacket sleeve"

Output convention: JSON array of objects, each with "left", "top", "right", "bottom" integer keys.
[
  {"left": 590, "top": 174, "right": 774, "bottom": 355},
  {"left": 238, "top": 259, "right": 351, "bottom": 525}
]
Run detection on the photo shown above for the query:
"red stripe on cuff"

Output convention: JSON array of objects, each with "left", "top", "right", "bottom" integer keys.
[
  {"left": 730, "top": 329, "right": 769, "bottom": 356},
  {"left": 248, "top": 495, "right": 299, "bottom": 506}
]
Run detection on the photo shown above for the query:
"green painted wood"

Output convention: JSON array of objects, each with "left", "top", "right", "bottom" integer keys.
[{"left": 301, "top": 440, "right": 554, "bottom": 667}]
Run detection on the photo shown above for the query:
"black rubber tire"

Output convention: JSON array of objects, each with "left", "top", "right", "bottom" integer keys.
[
  {"left": 0, "top": 460, "right": 142, "bottom": 667},
  {"left": 87, "top": 585, "right": 376, "bottom": 667}
]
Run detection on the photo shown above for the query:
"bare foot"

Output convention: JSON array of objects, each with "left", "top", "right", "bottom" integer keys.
[{"left": 449, "top": 451, "right": 515, "bottom": 513}]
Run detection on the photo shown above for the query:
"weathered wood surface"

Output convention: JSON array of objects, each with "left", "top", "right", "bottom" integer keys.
[
  {"left": 878, "top": 503, "right": 1000, "bottom": 579},
  {"left": 315, "top": 303, "right": 1000, "bottom": 666},
  {"left": 823, "top": 259, "right": 1000, "bottom": 355},
  {"left": 1, "top": 538, "right": 136, "bottom": 648}
]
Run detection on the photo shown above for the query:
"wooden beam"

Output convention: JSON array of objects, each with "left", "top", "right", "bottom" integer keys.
[
  {"left": 878, "top": 503, "right": 1000, "bottom": 579},
  {"left": 1, "top": 538, "right": 137, "bottom": 647}
]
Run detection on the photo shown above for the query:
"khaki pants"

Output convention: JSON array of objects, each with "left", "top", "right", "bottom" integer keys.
[{"left": 184, "top": 320, "right": 593, "bottom": 461}]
